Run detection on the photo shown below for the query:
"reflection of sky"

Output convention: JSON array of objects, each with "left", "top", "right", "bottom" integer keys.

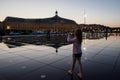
[{"left": 0, "top": 0, "right": 120, "bottom": 27}]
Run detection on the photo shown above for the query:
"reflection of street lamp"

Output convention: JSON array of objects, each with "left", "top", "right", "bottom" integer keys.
[
  {"left": 83, "top": 10, "right": 87, "bottom": 44},
  {"left": 83, "top": 10, "right": 87, "bottom": 60}
]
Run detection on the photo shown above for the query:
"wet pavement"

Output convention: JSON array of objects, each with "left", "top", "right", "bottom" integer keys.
[{"left": 0, "top": 36, "right": 120, "bottom": 80}]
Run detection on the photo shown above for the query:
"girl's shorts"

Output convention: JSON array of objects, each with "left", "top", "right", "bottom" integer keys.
[{"left": 73, "top": 53, "right": 82, "bottom": 58}]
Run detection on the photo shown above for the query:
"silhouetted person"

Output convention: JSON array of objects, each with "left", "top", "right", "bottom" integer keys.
[
  {"left": 46, "top": 30, "right": 50, "bottom": 40},
  {"left": 67, "top": 29, "right": 83, "bottom": 79}
]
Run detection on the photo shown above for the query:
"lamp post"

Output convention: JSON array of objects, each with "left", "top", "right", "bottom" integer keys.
[
  {"left": 84, "top": 11, "right": 87, "bottom": 25},
  {"left": 83, "top": 10, "right": 87, "bottom": 44},
  {"left": 6, "top": 25, "right": 11, "bottom": 35},
  {"left": 83, "top": 10, "right": 87, "bottom": 60}
]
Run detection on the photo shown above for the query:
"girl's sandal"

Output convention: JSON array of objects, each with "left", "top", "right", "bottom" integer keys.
[
  {"left": 68, "top": 70, "right": 73, "bottom": 75},
  {"left": 77, "top": 73, "right": 83, "bottom": 80}
]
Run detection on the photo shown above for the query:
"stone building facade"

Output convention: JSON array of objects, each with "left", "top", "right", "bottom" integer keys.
[{"left": 3, "top": 11, "right": 78, "bottom": 34}]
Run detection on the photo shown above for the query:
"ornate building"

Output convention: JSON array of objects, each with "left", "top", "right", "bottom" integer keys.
[{"left": 3, "top": 11, "right": 78, "bottom": 34}]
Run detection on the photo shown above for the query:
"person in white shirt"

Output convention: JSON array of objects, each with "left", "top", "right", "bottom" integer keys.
[{"left": 67, "top": 29, "right": 83, "bottom": 79}]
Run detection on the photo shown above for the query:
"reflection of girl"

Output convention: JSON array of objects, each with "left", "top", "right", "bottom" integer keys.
[{"left": 67, "top": 29, "right": 83, "bottom": 79}]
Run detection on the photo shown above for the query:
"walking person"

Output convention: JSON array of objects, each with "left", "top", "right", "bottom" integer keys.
[{"left": 67, "top": 29, "right": 83, "bottom": 79}]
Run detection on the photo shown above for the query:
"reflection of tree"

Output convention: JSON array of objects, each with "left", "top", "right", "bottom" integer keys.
[{"left": 86, "top": 32, "right": 107, "bottom": 39}]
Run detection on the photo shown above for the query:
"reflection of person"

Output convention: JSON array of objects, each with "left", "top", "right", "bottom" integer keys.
[
  {"left": 67, "top": 29, "right": 83, "bottom": 79},
  {"left": 46, "top": 30, "right": 50, "bottom": 40}
]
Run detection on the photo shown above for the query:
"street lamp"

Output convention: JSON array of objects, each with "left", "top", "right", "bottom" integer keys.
[
  {"left": 7, "top": 25, "right": 10, "bottom": 30},
  {"left": 84, "top": 11, "right": 87, "bottom": 25},
  {"left": 6, "top": 25, "right": 11, "bottom": 35},
  {"left": 83, "top": 10, "right": 87, "bottom": 44}
]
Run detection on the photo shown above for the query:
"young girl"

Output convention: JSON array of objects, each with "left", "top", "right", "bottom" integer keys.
[{"left": 67, "top": 29, "right": 83, "bottom": 79}]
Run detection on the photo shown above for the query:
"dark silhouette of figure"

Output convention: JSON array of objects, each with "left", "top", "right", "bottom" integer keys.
[
  {"left": 0, "top": 36, "right": 2, "bottom": 42},
  {"left": 105, "top": 27, "right": 108, "bottom": 40},
  {"left": 0, "top": 30, "right": 3, "bottom": 42},
  {"left": 46, "top": 30, "right": 50, "bottom": 40},
  {"left": 68, "top": 74, "right": 82, "bottom": 80},
  {"left": 70, "top": 74, "right": 74, "bottom": 80},
  {"left": 56, "top": 48, "right": 58, "bottom": 53}
]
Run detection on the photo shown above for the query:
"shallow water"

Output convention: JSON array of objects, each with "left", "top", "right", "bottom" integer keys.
[{"left": 0, "top": 34, "right": 120, "bottom": 80}]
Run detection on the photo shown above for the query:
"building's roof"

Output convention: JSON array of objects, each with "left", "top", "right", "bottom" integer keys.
[{"left": 4, "top": 13, "right": 77, "bottom": 24}]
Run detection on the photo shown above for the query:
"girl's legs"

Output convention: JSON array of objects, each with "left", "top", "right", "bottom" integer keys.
[
  {"left": 68, "top": 55, "right": 76, "bottom": 74},
  {"left": 77, "top": 57, "right": 83, "bottom": 78}
]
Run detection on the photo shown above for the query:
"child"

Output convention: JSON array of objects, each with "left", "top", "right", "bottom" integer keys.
[{"left": 67, "top": 29, "right": 83, "bottom": 79}]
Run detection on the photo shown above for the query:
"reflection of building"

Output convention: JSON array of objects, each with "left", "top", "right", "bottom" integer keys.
[
  {"left": 3, "top": 11, "right": 78, "bottom": 33},
  {"left": 3, "top": 34, "right": 69, "bottom": 52}
]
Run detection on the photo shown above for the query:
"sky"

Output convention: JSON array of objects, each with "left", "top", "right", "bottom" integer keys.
[{"left": 0, "top": 0, "right": 120, "bottom": 27}]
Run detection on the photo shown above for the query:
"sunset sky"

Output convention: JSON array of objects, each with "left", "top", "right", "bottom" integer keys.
[{"left": 0, "top": 0, "right": 120, "bottom": 27}]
